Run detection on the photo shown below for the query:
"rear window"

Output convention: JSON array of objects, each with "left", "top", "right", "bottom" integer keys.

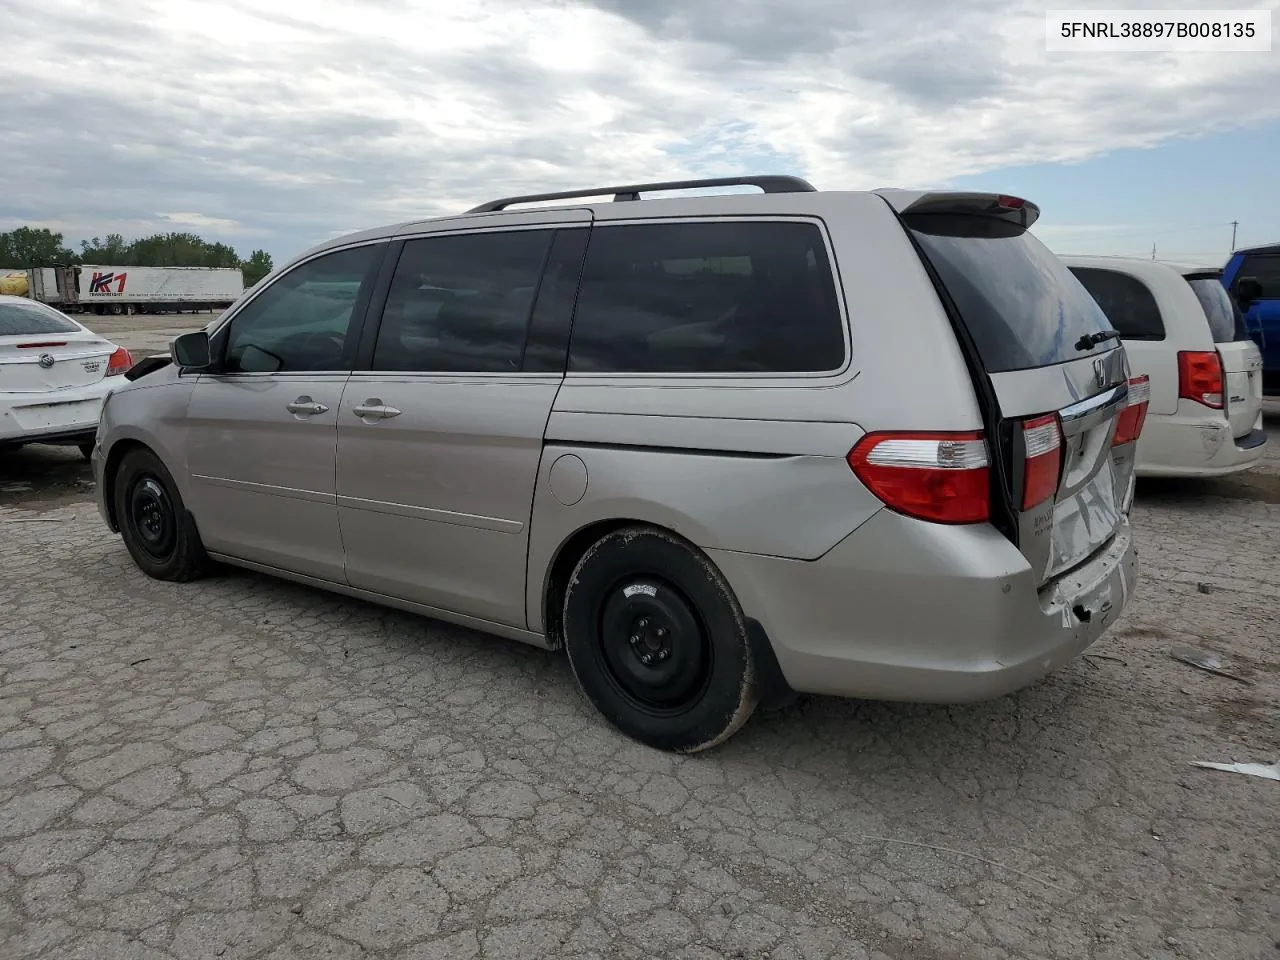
[
  {"left": 0, "top": 301, "right": 80, "bottom": 336},
  {"left": 907, "top": 214, "right": 1113, "bottom": 373},
  {"left": 1067, "top": 267, "right": 1165, "bottom": 340},
  {"left": 568, "top": 220, "right": 845, "bottom": 374},
  {"left": 1187, "top": 276, "right": 1248, "bottom": 343}
]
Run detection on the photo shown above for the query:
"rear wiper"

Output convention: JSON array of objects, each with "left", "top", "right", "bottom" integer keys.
[{"left": 1074, "top": 329, "right": 1122, "bottom": 352}]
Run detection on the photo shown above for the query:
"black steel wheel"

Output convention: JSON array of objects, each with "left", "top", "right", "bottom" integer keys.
[
  {"left": 113, "top": 446, "right": 209, "bottom": 582},
  {"left": 597, "top": 575, "right": 712, "bottom": 712},
  {"left": 563, "top": 526, "right": 757, "bottom": 752},
  {"left": 128, "top": 476, "right": 177, "bottom": 563}
]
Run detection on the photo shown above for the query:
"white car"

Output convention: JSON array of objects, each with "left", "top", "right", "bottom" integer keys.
[
  {"left": 1062, "top": 257, "right": 1266, "bottom": 477},
  {"left": 0, "top": 294, "right": 133, "bottom": 459}
]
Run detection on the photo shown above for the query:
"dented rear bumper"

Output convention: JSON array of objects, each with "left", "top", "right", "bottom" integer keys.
[{"left": 708, "top": 509, "right": 1137, "bottom": 703}]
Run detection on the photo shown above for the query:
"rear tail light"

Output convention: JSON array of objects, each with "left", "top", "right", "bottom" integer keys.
[
  {"left": 106, "top": 347, "right": 134, "bottom": 376},
  {"left": 847, "top": 431, "right": 990, "bottom": 525},
  {"left": 1112, "top": 375, "right": 1150, "bottom": 446},
  {"left": 1021, "top": 414, "right": 1063, "bottom": 509},
  {"left": 1177, "top": 351, "right": 1223, "bottom": 409}
]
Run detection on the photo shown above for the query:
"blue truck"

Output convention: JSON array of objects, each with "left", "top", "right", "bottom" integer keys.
[{"left": 1222, "top": 242, "right": 1280, "bottom": 395}]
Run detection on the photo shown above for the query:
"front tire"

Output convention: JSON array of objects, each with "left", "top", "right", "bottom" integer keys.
[
  {"left": 114, "top": 447, "right": 209, "bottom": 582},
  {"left": 562, "top": 526, "right": 758, "bottom": 753}
]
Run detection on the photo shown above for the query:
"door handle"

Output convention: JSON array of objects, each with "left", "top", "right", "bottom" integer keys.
[
  {"left": 352, "top": 399, "right": 402, "bottom": 421},
  {"left": 286, "top": 396, "right": 329, "bottom": 416}
]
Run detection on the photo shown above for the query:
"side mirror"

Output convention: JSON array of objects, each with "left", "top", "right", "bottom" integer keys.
[
  {"left": 1234, "top": 277, "right": 1263, "bottom": 308},
  {"left": 171, "top": 331, "right": 211, "bottom": 369}
]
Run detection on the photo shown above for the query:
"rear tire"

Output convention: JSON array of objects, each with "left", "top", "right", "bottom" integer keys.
[
  {"left": 114, "top": 447, "right": 209, "bottom": 582},
  {"left": 562, "top": 526, "right": 758, "bottom": 753}
]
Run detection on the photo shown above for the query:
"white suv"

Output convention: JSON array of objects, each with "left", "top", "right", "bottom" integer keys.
[{"left": 1063, "top": 256, "right": 1266, "bottom": 478}]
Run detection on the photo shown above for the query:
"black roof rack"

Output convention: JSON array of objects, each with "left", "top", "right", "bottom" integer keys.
[{"left": 466, "top": 175, "right": 817, "bottom": 214}]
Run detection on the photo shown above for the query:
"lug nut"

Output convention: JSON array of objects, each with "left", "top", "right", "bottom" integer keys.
[
  {"left": 629, "top": 634, "right": 640, "bottom": 645},
  {"left": 657, "top": 649, "right": 670, "bottom": 662},
  {"left": 656, "top": 627, "right": 668, "bottom": 638},
  {"left": 640, "top": 653, "right": 654, "bottom": 666},
  {"left": 638, "top": 618, "right": 649, "bottom": 629}
]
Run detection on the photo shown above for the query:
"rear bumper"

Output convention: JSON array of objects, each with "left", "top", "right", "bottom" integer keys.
[
  {"left": 709, "top": 509, "right": 1137, "bottom": 703},
  {"left": 0, "top": 379, "right": 116, "bottom": 446},
  {"left": 1134, "top": 411, "right": 1267, "bottom": 477}
]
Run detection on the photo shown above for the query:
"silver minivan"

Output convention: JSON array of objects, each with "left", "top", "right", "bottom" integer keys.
[{"left": 93, "top": 176, "right": 1141, "bottom": 752}]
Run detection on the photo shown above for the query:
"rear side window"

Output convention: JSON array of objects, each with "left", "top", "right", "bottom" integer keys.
[
  {"left": 1187, "top": 277, "right": 1247, "bottom": 343},
  {"left": 0, "top": 302, "right": 80, "bottom": 336},
  {"left": 372, "top": 229, "right": 553, "bottom": 373},
  {"left": 907, "top": 214, "right": 1112, "bottom": 373},
  {"left": 1236, "top": 255, "right": 1280, "bottom": 298},
  {"left": 568, "top": 221, "right": 845, "bottom": 374},
  {"left": 1067, "top": 267, "right": 1165, "bottom": 340}
]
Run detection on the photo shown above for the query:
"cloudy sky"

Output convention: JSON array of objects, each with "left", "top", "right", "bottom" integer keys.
[{"left": 3, "top": 0, "right": 1278, "bottom": 265}]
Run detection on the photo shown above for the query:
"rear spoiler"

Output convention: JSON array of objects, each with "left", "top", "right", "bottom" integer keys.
[{"left": 873, "top": 189, "right": 1041, "bottom": 229}]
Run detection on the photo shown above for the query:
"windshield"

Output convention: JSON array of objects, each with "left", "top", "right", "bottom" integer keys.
[
  {"left": 1187, "top": 277, "right": 1247, "bottom": 343},
  {"left": 907, "top": 214, "right": 1112, "bottom": 373},
  {"left": 0, "top": 301, "right": 81, "bottom": 336}
]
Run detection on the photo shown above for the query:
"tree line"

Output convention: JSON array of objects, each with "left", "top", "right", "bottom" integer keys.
[{"left": 0, "top": 226, "right": 274, "bottom": 286}]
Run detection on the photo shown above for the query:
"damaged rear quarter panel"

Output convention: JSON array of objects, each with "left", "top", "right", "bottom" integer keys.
[{"left": 523, "top": 417, "right": 885, "bottom": 633}]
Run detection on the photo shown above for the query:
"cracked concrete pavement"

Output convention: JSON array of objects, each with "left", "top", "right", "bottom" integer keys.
[{"left": 1, "top": 416, "right": 1278, "bottom": 959}]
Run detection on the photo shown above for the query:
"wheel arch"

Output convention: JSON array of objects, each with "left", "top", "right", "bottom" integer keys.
[
  {"left": 539, "top": 517, "right": 644, "bottom": 652},
  {"left": 101, "top": 432, "right": 193, "bottom": 532},
  {"left": 101, "top": 437, "right": 151, "bottom": 532},
  {"left": 538, "top": 517, "right": 795, "bottom": 709}
]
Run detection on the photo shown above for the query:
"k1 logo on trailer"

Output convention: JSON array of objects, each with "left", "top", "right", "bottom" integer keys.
[{"left": 90, "top": 271, "right": 127, "bottom": 295}]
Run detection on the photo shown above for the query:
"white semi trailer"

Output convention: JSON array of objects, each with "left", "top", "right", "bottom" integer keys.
[{"left": 1, "top": 264, "right": 244, "bottom": 315}]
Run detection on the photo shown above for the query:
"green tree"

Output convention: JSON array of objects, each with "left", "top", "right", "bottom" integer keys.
[
  {"left": 0, "top": 227, "right": 77, "bottom": 268},
  {"left": 240, "top": 249, "right": 273, "bottom": 286},
  {"left": 203, "top": 241, "right": 241, "bottom": 269},
  {"left": 127, "top": 232, "right": 240, "bottom": 268},
  {"left": 79, "top": 233, "right": 132, "bottom": 264}
]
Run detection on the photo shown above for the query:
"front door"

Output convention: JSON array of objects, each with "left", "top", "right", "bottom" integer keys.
[
  {"left": 184, "top": 243, "right": 383, "bottom": 582},
  {"left": 336, "top": 221, "right": 589, "bottom": 628}
]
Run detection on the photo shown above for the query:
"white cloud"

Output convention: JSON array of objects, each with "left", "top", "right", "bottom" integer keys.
[
  {"left": 1, "top": 0, "right": 1277, "bottom": 257},
  {"left": 156, "top": 212, "right": 244, "bottom": 231}
]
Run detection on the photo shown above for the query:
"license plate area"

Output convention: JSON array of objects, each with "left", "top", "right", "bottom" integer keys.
[{"left": 9, "top": 398, "right": 102, "bottom": 432}]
